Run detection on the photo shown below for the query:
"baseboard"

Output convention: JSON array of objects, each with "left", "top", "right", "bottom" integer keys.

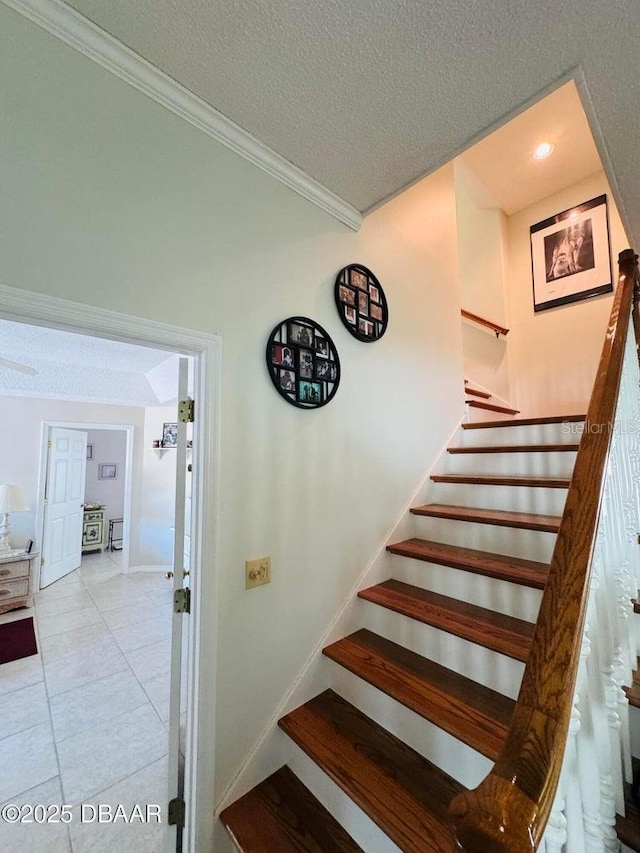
[{"left": 215, "top": 414, "right": 465, "bottom": 813}]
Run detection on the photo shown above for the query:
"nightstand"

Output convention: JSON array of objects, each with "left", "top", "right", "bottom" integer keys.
[{"left": 0, "top": 551, "right": 38, "bottom": 615}]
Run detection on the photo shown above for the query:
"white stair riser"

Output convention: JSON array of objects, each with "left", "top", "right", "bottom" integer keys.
[
  {"left": 412, "top": 515, "right": 557, "bottom": 562},
  {"left": 444, "top": 450, "right": 577, "bottom": 478},
  {"left": 327, "top": 661, "right": 494, "bottom": 789},
  {"left": 465, "top": 407, "right": 515, "bottom": 423},
  {"left": 461, "top": 423, "right": 583, "bottom": 447},
  {"left": 355, "top": 598, "right": 524, "bottom": 699},
  {"left": 284, "top": 733, "right": 404, "bottom": 853},
  {"left": 428, "top": 482, "right": 568, "bottom": 516},
  {"left": 387, "top": 554, "right": 543, "bottom": 622}
]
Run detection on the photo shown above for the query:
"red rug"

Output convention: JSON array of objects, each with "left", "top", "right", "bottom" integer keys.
[{"left": 0, "top": 617, "right": 38, "bottom": 665}]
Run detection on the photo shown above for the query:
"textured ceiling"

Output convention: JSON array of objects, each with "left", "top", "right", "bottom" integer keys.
[
  {"left": 62, "top": 0, "right": 640, "bottom": 234},
  {"left": 0, "top": 319, "right": 177, "bottom": 405}
]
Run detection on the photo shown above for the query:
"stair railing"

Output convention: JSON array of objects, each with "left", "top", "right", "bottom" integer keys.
[{"left": 450, "top": 249, "right": 640, "bottom": 852}]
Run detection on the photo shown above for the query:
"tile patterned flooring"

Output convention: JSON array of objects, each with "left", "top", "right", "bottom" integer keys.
[{"left": 0, "top": 551, "right": 173, "bottom": 852}]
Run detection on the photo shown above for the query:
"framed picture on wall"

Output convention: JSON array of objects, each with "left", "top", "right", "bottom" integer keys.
[
  {"left": 530, "top": 194, "right": 613, "bottom": 312},
  {"left": 98, "top": 463, "right": 118, "bottom": 480},
  {"left": 162, "top": 423, "right": 178, "bottom": 447}
]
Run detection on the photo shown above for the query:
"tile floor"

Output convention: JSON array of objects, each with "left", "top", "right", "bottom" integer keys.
[{"left": 0, "top": 551, "right": 175, "bottom": 852}]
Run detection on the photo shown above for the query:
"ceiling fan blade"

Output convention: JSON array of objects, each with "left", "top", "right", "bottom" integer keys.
[{"left": 0, "top": 357, "right": 38, "bottom": 376}]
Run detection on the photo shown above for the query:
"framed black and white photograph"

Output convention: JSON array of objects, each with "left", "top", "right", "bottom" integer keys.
[
  {"left": 162, "top": 422, "right": 178, "bottom": 447},
  {"left": 279, "top": 369, "right": 295, "bottom": 391},
  {"left": 315, "top": 359, "right": 337, "bottom": 381},
  {"left": 315, "top": 338, "right": 329, "bottom": 358},
  {"left": 86, "top": 444, "right": 93, "bottom": 460},
  {"left": 335, "top": 263, "right": 388, "bottom": 341},
  {"left": 98, "top": 463, "right": 118, "bottom": 480},
  {"left": 530, "top": 194, "right": 612, "bottom": 312},
  {"left": 299, "top": 349, "right": 314, "bottom": 379},
  {"left": 266, "top": 316, "right": 340, "bottom": 409},
  {"left": 288, "top": 321, "right": 314, "bottom": 347}
]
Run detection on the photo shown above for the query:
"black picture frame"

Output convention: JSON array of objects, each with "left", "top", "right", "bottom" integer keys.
[
  {"left": 265, "top": 316, "right": 341, "bottom": 409},
  {"left": 334, "top": 263, "right": 388, "bottom": 341},
  {"left": 530, "top": 194, "right": 613, "bottom": 312}
]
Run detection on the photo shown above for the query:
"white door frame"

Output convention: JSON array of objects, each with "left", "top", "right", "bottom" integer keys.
[
  {"left": 0, "top": 282, "right": 221, "bottom": 853},
  {"left": 35, "top": 421, "right": 135, "bottom": 587}
]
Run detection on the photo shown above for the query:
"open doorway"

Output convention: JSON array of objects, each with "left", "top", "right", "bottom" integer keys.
[{"left": 0, "top": 298, "right": 217, "bottom": 853}]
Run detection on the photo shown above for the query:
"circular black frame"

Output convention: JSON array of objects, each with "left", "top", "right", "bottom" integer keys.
[
  {"left": 265, "top": 316, "right": 341, "bottom": 409},
  {"left": 334, "top": 263, "right": 388, "bottom": 342}
]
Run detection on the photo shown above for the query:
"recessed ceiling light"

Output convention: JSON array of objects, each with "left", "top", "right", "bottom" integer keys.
[{"left": 533, "top": 142, "right": 555, "bottom": 160}]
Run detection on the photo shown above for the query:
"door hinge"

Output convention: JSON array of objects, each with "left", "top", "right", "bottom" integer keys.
[
  {"left": 179, "top": 399, "right": 195, "bottom": 423},
  {"left": 47, "top": 440, "right": 52, "bottom": 449},
  {"left": 167, "top": 796, "right": 185, "bottom": 827},
  {"left": 174, "top": 588, "right": 191, "bottom": 614},
  {"left": 40, "top": 557, "right": 45, "bottom": 567}
]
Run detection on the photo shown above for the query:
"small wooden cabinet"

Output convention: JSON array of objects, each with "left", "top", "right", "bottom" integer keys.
[
  {"left": 0, "top": 551, "right": 38, "bottom": 615},
  {"left": 82, "top": 507, "right": 105, "bottom": 553}
]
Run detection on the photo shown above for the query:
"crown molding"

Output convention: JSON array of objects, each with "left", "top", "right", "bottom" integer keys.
[{"left": 2, "top": 0, "right": 363, "bottom": 231}]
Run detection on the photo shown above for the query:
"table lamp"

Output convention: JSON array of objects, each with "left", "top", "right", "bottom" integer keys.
[{"left": 0, "top": 485, "right": 29, "bottom": 554}]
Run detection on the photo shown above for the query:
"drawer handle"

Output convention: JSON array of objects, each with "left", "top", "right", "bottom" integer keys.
[
  {"left": 0, "top": 589, "right": 11, "bottom": 596},
  {"left": 0, "top": 569, "right": 11, "bottom": 578}
]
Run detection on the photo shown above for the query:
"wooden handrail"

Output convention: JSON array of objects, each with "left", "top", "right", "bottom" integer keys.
[
  {"left": 450, "top": 248, "right": 640, "bottom": 851},
  {"left": 461, "top": 309, "right": 509, "bottom": 338}
]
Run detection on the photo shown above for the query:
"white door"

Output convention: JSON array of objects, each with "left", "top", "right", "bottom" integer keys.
[
  {"left": 167, "top": 358, "right": 191, "bottom": 851},
  {"left": 41, "top": 427, "right": 87, "bottom": 588}
]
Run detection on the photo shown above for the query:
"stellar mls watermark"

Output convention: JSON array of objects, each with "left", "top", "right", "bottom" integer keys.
[{"left": 561, "top": 420, "right": 639, "bottom": 435}]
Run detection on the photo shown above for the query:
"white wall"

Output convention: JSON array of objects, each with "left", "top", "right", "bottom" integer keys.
[
  {"left": 455, "top": 160, "right": 511, "bottom": 401},
  {"left": 0, "top": 8, "right": 465, "bottom": 847},
  {"left": 84, "top": 429, "right": 127, "bottom": 530},
  {"left": 0, "top": 396, "right": 144, "bottom": 556},
  {"left": 507, "top": 171, "right": 629, "bottom": 416},
  {"left": 138, "top": 406, "right": 178, "bottom": 567}
]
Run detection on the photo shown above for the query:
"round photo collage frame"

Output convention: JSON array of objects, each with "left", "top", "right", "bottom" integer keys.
[
  {"left": 265, "top": 316, "right": 341, "bottom": 409},
  {"left": 334, "top": 263, "right": 388, "bottom": 342}
]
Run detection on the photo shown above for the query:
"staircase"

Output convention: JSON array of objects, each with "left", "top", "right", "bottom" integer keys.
[
  {"left": 221, "top": 414, "right": 592, "bottom": 851},
  {"left": 464, "top": 380, "right": 519, "bottom": 418}
]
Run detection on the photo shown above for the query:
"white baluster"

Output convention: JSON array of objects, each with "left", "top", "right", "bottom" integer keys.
[{"left": 545, "top": 793, "right": 568, "bottom": 853}]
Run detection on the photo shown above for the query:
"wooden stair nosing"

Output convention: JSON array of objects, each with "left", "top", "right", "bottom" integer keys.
[
  {"left": 462, "top": 414, "right": 586, "bottom": 429},
  {"left": 464, "top": 387, "right": 492, "bottom": 399},
  {"left": 220, "top": 765, "right": 364, "bottom": 852},
  {"left": 410, "top": 503, "right": 561, "bottom": 533},
  {"left": 431, "top": 473, "right": 571, "bottom": 489},
  {"left": 448, "top": 443, "right": 580, "bottom": 453},
  {"left": 322, "top": 630, "right": 514, "bottom": 760},
  {"left": 358, "top": 579, "right": 533, "bottom": 662},
  {"left": 279, "top": 689, "right": 465, "bottom": 853},
  {"left": 386, "top": 537, "right": 548, "bottom": 590},
  {"left": 466, "top": 399, "right": 520, "bottom": 415}
]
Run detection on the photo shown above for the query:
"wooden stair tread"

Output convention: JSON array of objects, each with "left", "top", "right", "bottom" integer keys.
[
  {"left": 220, "top": 765, "right": 364, "bottom": 852},
  {"left": 464, "top": 387, "right": 491, "bottom": 399},
  {"left": 357, "top": 580, "right": 534, "bottom": 661},
  {"left": 431, "top": 473, "right": 571, "bottom": 488},
  {"left": 279, "top": 688, "right": 465, "bottom": 853},
  {"left": 624, "top": 666, "right": 640, "bottom": 707},
  {"left": 466, "top": 399, "right": 520, "bottom": 414},
  {"left": 462, "top": 414, "right": 586, "bottom": 429},
  {"left": 448, "top": 443, "right": 580, "bottom": 453},
  {"left": 386, "top": 538, "right": 548, "bottom": 589},
  {"left": 410, "top": 503, "right": 561, "bottom": 532},
  {"left": 323, "top": 630, "right": 514, "bottom": 758}
]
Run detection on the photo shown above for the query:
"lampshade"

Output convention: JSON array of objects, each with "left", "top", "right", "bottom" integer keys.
[{"left": 0, "top": 485, "right": 29, "bottom": 513}]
